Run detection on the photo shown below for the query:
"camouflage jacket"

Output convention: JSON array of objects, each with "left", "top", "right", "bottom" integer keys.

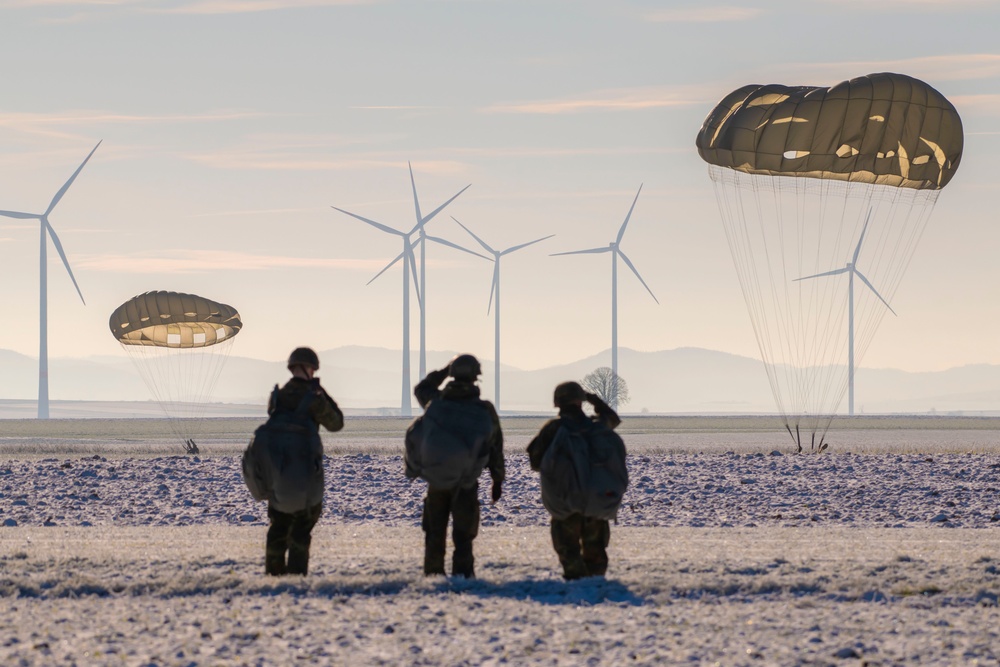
[
  {"left": 268, "top": 377, "right": 345, "bottom": 433},
  {"left": 413, "top": 368, "right": 505, "bottom": 483},
  {"left": 527, "top": 398, "right": 620, "bottom": 471}
]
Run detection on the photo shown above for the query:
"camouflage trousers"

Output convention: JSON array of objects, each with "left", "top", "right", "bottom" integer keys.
[
  {"left": 266, "top": 502, "right": 322, "bottom": 576},
  {"left": 422, "top": 483, "right": 480, "bottom": 578},
  {"left": 550, "top": 514, "right": 610, "bottom": 580}
]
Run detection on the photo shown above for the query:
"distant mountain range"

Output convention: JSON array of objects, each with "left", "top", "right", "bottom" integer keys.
[{"left": 1, "top": 345, "right": 999, "bottom": 417}]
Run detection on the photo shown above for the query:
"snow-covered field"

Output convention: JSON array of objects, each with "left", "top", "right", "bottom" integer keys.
[{"left": 2, "top": 417, "right": 1000, "bottom": 665}]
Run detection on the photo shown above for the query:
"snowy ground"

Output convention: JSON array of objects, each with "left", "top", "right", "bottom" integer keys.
[
  {"left": 1, "top": 420, "right": 1000, "bottom": 665},
  {"left": 1, "top": 452, "right": 1000, "bottom": 529},
  {"left": 2, "top": 525, "right": 1000, "bottom": 665}
]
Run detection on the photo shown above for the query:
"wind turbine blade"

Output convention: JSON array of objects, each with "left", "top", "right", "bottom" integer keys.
[
  {"left": 551, "top": 247, "right": 610, "bottom": 256},
  {"left": 331, "top": 205, "right": 403, "bottom": 236},
  {"left": 617, "top": 249, "right": 658, "bottom": 304},
  {"left": 0, "top": 210, "right": 39, "bottom": 220},
  {"left": 44, "top": 220, "right": 85, "bottom": 304},
  {"left": 366, "top": 249, "right": 406, "bottom": 285},
  {"left": 852, "top": 207, "right": 874, "bottom": 265},
  {"left": 424, "top": 234, "right": 490, "bottom": 260},
  {"left": 408, "top": 162, "right": 423, "bottom": 225},
  {"left": 452, "top": 216, "right": 496, "bottom": 254},
  {"left": 854, "top": 268, "right": 897, "bottom": 316},
  {"left": 414, "top": 183, "right": 471, "bottom": 232},
  {"left": 616, "top": 184, "right": 643, "bottom": 245},
  {"left": 500, "top": 234, "right": 555, "bottom": 256},
  {"left": 487, "top": 264, "right": 499, "bottom": 315},
  {"left": 45, "top": 141, "right": 101, "bottom": 216},
  {"left": 406, "top": 244, "right": 422, "bottom": 305},
  {"left": 793, "top": 267, "right": 849, "bottom": 282}
]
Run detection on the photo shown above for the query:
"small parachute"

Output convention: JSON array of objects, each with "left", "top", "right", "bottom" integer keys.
[
  {"left": 110, "top": 291, "right": 243, "bottom": 445},
  {"left": 697, "top": 73, "right": 963, "bottom": 447}
]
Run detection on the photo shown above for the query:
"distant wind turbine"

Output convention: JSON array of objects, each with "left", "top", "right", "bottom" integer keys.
[
  {"left": 551, "top": 185, "right": 658, "bottom": 410},
  {"left": 331, "top": 163, "right": 475, "bottom": 416},
  {"left": 453, "top": 216, "right": 553, "bottom": 411},
  {"left": 794, "top": 209, "right": 895, "bottom": 417},
  {"left": 0, "top": 141, "right": 100, "bottom": 419}
]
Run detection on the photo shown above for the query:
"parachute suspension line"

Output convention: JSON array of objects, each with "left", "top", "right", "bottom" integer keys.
[
  {"left": 711, "top": 167, "right": 788, "bottom": 424},
  {"left": 121, "top": 339, "right": 236, "bottom": 445}
]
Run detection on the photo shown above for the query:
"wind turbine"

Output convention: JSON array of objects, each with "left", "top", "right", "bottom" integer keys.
[
  {"left": 331, "top": 164, "right": 474, "bottom": 416},
  {"left": 409, "top": 164, "right": 471, "bottom": 379},
  {"left": 794, "top": 210, "right": 895, "bottom": 416},
  {"left": 551, "top": 185, "right": 658, "bottom": 410},
  {"left": 452, "top": 216, "right": 553, "bottom": 411},
  {"left": 0, "top": 141, "right": 100, "bottom": 419}
]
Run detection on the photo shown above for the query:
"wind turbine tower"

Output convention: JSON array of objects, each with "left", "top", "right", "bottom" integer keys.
[
  {"left": 794, "top": 210, "right": 895, "bottom": 416},
  {"left": 453, "top": 216, "right": 553, "bottom": 410},
  {"left": 331, "top": 164, "right": 474, "bottom": 416},
  {"left": 0, "top": 141, "right": 100, "bottom": 419},
  {"left": 551, "top": 185, "right": 658, "bottom": 410}
]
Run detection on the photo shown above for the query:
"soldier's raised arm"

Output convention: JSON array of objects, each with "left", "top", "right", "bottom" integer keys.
[
  {"left": 414, "top": 367, "right": 450, "bottom": 409},
  {"left": 586, "top": 393, "right": 621, "bottom": 430}
]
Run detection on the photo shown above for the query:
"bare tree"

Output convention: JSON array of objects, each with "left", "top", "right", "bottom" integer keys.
[{"left": 582, "top": 367, "right": 630, "bottom": 407}]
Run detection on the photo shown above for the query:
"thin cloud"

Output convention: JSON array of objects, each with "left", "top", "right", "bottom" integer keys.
[
  {"left": 350, "top": 105, "right": 443, "bottom": 110},
  {"left": 823, "top": 0, "right": 998, "bottom": 7},
  {"left": 484, "top": 84, "right": 715, "bottom": 115},
  {"left": 951, "top": 93, "right": 1000, "bottom": 114},
  {"left": 189, "top": 206, "right": 328, "bottom": 218},
  {"left": 149, "top": 0, "right": 372, "bottom": 14},
  {"left": 3, "top": 0, "right": 370, "bottom": 9},
  {"left": 1, "top": 1, "right": 142, "bottom": 6},
  {"left": 448, "top": 145, "right": 686, "bottom": 158},
  {"left": 0, "top": 109, "right": 267, "bottom": 143},
  {"left": 781, "top": 54, "right": 1000, "bottom": 83},
  {"left": 186, "top": 150, "right": 467, "bottom": 174},
  {"left": 74, "top": 250, "right": 391, "bottom": 274},
  {"left": 643, "top": 6, "right": 764, "bottom": 22},
  {"left": 0, "top": 109, "right": 266, "bottom": 127}
]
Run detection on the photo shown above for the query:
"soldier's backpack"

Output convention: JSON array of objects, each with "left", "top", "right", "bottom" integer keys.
[
  {"left": 540, "top": 420, "right": 628, "bottom": 521},
  {"left": 242, "top": 386, "right": 324, "bottom": 513},
  {"left": 405, "top": 398, "right": 494, "bottom": 489}
]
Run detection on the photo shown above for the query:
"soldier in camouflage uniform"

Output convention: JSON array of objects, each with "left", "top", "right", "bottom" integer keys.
[
  {"left": 264, "top": 347, "right": 344, "bottom": 576},
  {"left": 412, "top": 354, "right": 504, "bottom": 578},
  {"left": 527, "top": 381, "right": 621, "bottom": 580}
]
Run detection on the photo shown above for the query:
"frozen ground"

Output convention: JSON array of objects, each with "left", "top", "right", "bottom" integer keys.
[
  {"left": 1, "top": 419, "right": 1000, "bottom": 665},
  {"left": 2, "top": 525, "right": 1000, "bottom": 666},
  {"left": 1, "top": 452, "right": 999, "bottom": 529}
]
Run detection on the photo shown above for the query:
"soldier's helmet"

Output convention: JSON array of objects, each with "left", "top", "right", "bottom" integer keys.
[
  {"left": 553, "top": 381, "right": 586, "bottom": 407},
  {"left": 287, "top": 347, "right": 320, "bottom": 371},
  {"left": 449, "top": 354, "right": 481, "bottom": 382}
]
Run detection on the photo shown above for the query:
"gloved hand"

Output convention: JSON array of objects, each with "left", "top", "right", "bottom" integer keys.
[{"left": 491, "top": 480, "right": 502, "bottom": 505}]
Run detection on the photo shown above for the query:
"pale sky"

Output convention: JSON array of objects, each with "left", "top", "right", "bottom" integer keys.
[{"left": 1, "top": 0, "right": 999, "bottom": 377}]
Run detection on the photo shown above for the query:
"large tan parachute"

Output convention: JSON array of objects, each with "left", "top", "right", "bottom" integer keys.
[
  {"left": 697, "top": 73, "right": 963, "bottom": 447},
  {"left": 110, "top": 291, "right": 242, "bottom": 348},
  {"left": 111, "top": 291, "right": 242, "bottom": 445},
  {"left": 697, "top": 72, "right": 963, "bottom": 190}
]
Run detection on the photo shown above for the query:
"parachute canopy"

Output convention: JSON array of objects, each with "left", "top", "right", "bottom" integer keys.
[
  {"left": 697, "top": 73, "right": 963, "bottom": 446},
  {"left": 109, "top": 291, "right": 242, "bottom": 348},
  {"left": 696, "top": 72, "right": 963, "bottom": 190}
]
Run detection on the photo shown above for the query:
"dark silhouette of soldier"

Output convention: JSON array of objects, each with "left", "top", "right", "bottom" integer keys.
[{"left": 409, "top": 354, "right": 504, "bottom": 578}]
